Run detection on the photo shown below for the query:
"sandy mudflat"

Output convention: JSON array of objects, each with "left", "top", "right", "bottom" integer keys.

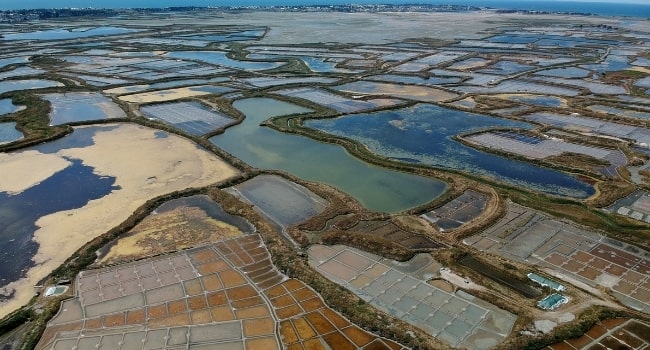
[
  {"left": 0, "top": 151, "right": 71, "bottom": 195},
  {"left": 339, "top": 82, "right": 458, "bottom": 102},
  {"left": 0, "top": 123, "right": 238, "bottom": 318},
  {"left": 97, "top": 101, "right": 128, "bottom": 119},
  {"left": 63, "top": 11, "right": 634, "bottom": 45},
  {"left": 493, "top": 93, "right": 568, "bottom": 107},
  {"left": 631, "top": 66, "right": 650, "bottom": 74},
  {"left": 99, "top": 206, "right": 244, "bottom": 265},
  {"left": 103, "top": 84, "right": 148, "bottom": 95},
  {"left": 118, "top": 86, "right": 212, "bottom": 103}
]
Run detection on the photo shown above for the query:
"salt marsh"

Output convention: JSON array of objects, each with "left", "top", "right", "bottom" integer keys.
[
  {"left": 210, "top": 98, "right": 446, "bottom": 213},
  {"left": 0, "top": 122, "right": 23, "bottom": 144},
  {"left": 42, "top": 92, "right": 126, "bottom": 125},
  {"left": 306, "top": 104, "right": 595, "bottom": 198}
]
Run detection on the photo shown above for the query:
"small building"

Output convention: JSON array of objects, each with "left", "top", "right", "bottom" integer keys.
[
  {"left": 537, "top": 293, "right": 568, "bottom": 310},
  {"left": 527, "top": 273, "right": 566, "bottom": 292},
  {"left": 44, "top": 285, "right": 68, "bottom": 297}
]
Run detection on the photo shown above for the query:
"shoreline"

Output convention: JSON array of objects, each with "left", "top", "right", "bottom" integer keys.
[
  {"left": 0, "top": 151, "right": 71, "bottom": 195},
  {"left": 0, "top": 123, "right": 239, "bottom": 319}
]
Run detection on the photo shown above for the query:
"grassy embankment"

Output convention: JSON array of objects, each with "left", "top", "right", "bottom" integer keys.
[
  {"left": 0, "top": 91, "right": 69, "bottom": 152},
  {"left": 454, "top": 129, "right": 638, "bottom": 208}
]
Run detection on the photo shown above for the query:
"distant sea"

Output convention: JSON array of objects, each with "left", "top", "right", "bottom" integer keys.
[{"left": 0, "top": 0, "right": 649, "bottom": 18}]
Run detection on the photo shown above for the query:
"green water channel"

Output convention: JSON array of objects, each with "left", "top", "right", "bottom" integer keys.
[{"left": 209, "top": 98, "right": 446, "bottom": 213}]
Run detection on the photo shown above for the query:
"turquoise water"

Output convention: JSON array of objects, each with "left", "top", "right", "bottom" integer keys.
[
  {"left": 209, "top": 98, "right": 447, "bottom": 213},
  {"left": 109, "top": 77, "right": 228, "bottom": 94},
  {"left": 367, "top": 74, "right": 461, "bottom": 85},
  {"left": 1, "top": 26, "right": 141, "bottom": 40},
  {"left": 166, "top": 51, "right": 282, "bottom": 71},
  {"left": 581, "top": 55, "right": 631, "bottom": 72},
  {"left": 44, "top": 93, "right": 123, "bottom": 125},
  {"left": 479, "top": 61, "right": 533, "bottom": 75},
  {"left": 300, "top": 56, "right": 357, "bottom": 73},
  {"left": 306, "top": 104, "right": 594, "bottom": 198},
  {"left": 247, "top": 54, "right": 357, "bottom": 73},
  {"left": 0, "top": 98, "right": 24, "bottom": 115},
  {"left": 0, "top": 57, "right": 29, "bottom": 70},
  {"left": 535, "top": 67, "right": 590, "bottom": 79},
  {"left": 0, "top": 80, "right": 62, "bottom": 95},
  {"left": 232, "top": 175, "right": 328, "bottom": 228},
  {"left": 0, "top": 122, "right": 22, "bottom": 144},
  {"left": 508, "top": 95, "right": 564, "bottom": 107}
]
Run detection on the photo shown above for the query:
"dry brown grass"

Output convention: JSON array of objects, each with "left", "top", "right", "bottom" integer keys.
[
  {"left": 320, "top": 230, "right": 415, "bottom": 262},
  {"left": 546, "top": 152, "right": 610, "bottom": 169},
  {"left": 506, "top": 190, "right": 650, "bottom": 246},
  {"left": 587, "top": 178, "right": 636, "bottom": 208},
  {"left": 638, "top": 169, "right": 650, "bottom": 185}
]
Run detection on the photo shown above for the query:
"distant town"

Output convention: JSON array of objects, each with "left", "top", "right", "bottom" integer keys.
[{"left": 0, "top": 4, "right": 597, "bottom": 24}]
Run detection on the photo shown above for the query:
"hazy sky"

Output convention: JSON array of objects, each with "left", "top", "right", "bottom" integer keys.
[{"left": 1, "top": 0, "right": 647, "bottom": 10}]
